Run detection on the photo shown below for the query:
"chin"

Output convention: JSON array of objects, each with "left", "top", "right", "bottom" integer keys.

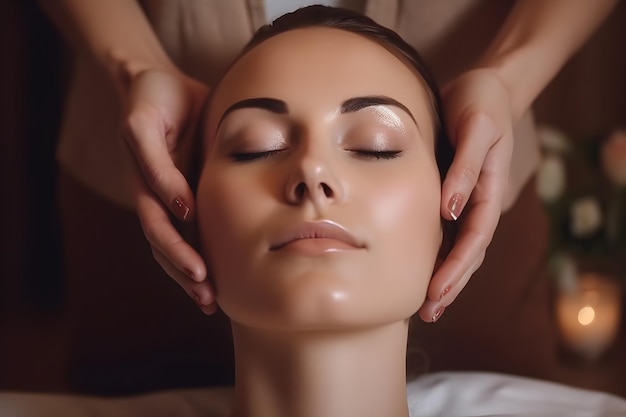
[{"left": 219, "top": 267, "right": 427, "bottom": 332}]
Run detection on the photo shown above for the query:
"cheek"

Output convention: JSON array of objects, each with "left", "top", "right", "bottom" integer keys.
[
  {"left": 196, "top": 167, "right": 268, "bottom": 277},
  {"left": 197, "top": 167, "right": 277, "bottom": 322},
  {"left": 366, "top": 167, "right": 442, "bottom": 296}
]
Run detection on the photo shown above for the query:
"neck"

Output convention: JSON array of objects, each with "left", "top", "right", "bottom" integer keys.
[{"left": 229, "top": 321, "right": 410, "bottom": 417}]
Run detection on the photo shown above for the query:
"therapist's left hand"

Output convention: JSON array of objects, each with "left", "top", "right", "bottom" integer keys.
[{"left": 418, "top": 68, "right": 515, "bottom": 323}]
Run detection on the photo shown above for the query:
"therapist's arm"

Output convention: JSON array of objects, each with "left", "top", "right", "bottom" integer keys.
[
  {"left": 481, "top": 0, "right": 618, "bottom": 122},
  {"left": 39, "top": 0, "right": 179, "bottom": 88},
  {"left": 420, "top": 0, "right": 617, "bottom": 321},
  {"left": 39, "top": 0, "right": 215, "bottom": 313}
]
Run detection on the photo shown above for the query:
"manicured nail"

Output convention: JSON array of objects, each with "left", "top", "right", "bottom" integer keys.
[
  {"left": 183, "top": 268, "right": 195, "bottom": 281},
  {"left": 447, "top": 193, "right": 463, "bottom": 221},
  {"left": 192, "top": 291, "right": 204, "bottom": 306},
  {"left": 204, "top": 304, "right": 218, "bottom": 315},
  {"left": 432, "top": 306, "right": 445, "bottom": 323},
  {"left": 440, "top": 286, "right": 451, "bottom": 300},
  {"left": 172, "top": 197, "right": 190, "bottom": 221}
]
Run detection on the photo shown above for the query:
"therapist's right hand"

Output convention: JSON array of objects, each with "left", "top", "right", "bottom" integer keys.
[{"left": 120, "top": 69, "right": 216, "bottom": 315}]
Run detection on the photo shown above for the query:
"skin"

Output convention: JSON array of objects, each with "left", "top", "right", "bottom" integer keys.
[
  {"left": 198, "top": 27, "right": 442, "bottom": 330},
  {"left": 196, "top": 27, "right": 442, "bottom": 417},
  {"left": 424, "top": 0, "right": 618, "bottom": 320},
  {"left": 41, "top": 0, "right": 618, "bottom": 320}
]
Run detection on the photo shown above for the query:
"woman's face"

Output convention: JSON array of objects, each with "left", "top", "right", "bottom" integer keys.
[{"left": 197, "top": 27, "right": 442, "bottom": 330}]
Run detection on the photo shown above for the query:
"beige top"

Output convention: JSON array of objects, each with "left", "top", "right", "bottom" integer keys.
[{"left": 56, "top": 0, "right": 539, "bottom": 209}]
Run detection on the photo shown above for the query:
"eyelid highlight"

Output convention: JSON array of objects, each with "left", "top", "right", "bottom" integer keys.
[
  {"left": 339, "top": 95, "right": 418, "bottom": 134},
  {"left": 367, "top": 106, "right": 407, "bottom": 133},
  {"left": 216, "top": 114, "right": 289, "bottom": 158}
]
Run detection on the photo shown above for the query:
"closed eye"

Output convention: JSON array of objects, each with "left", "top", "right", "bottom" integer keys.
[
  {"left": 349, "top": 150, "right": 402, "bottom": 160},
  {"left": 230, "top": 149, "right": 284, "bottom": 162}
]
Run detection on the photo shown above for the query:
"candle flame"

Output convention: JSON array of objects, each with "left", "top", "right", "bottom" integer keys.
[{"left": 578, "top": 306, "right": 595, "bottom": 326}]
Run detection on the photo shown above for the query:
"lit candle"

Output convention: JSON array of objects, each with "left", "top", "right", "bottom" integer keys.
[{"left": 555, "top": 272, "right": 622, "bottom": 361}]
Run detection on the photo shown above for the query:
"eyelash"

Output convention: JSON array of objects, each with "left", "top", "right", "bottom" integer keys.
[
  {"left": 230, "top": 149, "right": 402, "bottom": 162},
  {"left": 230, "top": 150, "right": 283, "bottom": 162},
  {"left": 351, "top": 150, "right": 402, "bottom": 160}
]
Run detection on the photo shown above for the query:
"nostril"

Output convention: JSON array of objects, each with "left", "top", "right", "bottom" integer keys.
[
  {"left": 295, "top": 183, "right": 306, "bottom": 200},
  {"left": 321, "top": 183, "right": 333, "bottom": 198},
  {"left": 290, "top": 182, "right": 335, "bottom": 202}
]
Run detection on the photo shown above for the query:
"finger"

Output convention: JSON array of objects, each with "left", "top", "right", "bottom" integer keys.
[
  {"left": 421, "top": 132, "right": 512, "bottom": 319},
  {"left": 123, "top": 111, "right": 196, "bottom": 222},
  {"left": 136, "top": 178, "right": 207, "bottom": 282},
  {"left": 417, "top": 250, "right": 485, "bottom": 322},
  {"left": 151, "top": 247, "right": 214, "bottom": 303},
  {"left": 442, "top": 112, "right": 498, "bottom": 221},
  {"left": 152, "top": 248, "right": 217, "bottom": 315},
  {"left": 434, "top": 186, "right": 501, "bottom": 297},
  {"left": 416, "top": 194, "right": 499, "bottom": 323}
]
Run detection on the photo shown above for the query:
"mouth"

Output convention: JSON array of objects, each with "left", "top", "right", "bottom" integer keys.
[{"left": 270, "top": 220, "right": 365, "bottom": 251}]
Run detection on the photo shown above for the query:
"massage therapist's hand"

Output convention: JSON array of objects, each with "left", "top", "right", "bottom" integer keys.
[
  {"left": 122, "top": 69, "right": 216, "bottom": 314},
  {"left": 418, "top": 68, "right": 514, "bottom": 323}
]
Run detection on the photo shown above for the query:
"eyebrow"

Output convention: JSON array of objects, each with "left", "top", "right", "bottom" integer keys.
[
  {"left": 217, "top": 95, "right": 417, "bottom": 129},
  {"left": 340, "top": 95, "right": 417, "bottom": 126},
  {"left": 217, "top": 97, "right": 288, "bottom": 129}
]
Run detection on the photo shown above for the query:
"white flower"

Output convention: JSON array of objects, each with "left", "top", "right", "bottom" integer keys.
[
  {"left": 536, "top": 155, "right": 566, "bottom": 203},
  {"left": 537, "top": 125, "right": 571, "bottom": 154},
  {"left": 601, "top": 129, "right": 626, "bottom": 187},
  {"left": 569, "top": 196, "right": 603, "bottom": 238}
]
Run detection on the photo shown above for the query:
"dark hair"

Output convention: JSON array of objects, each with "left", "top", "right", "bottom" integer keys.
[{"left": 237, "top": 5, "right": 454, "bottom": 178}]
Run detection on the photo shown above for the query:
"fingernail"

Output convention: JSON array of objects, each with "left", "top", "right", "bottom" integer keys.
[
  {"left": 183, "top": 268, "right": 195, "bottom": 281},
  {"left": 432, "top": 306, "right": 445, "bottom": 323},
  {"left": 204, "top": 304, "right": 218, "bottom": 315},
  {"left": 192, "top": 291, "right": 204, "bottom": 306},
  {"left": 172, "top": 197, "right": 190, "bottom": 221},
  {"left": 440, "top": 286, "right": 451, "bottom": 300},
  {"left": 447, "top": 193, "right": 463, "bottom": 221}
]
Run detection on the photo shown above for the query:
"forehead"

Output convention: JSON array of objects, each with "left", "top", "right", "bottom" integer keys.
[{"left": 208, "top": 27, "right": 433, "bottom": 137}]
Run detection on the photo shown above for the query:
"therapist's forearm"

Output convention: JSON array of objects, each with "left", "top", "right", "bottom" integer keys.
[
  {"left": 479, "top": 0, "right": 618, "bottom": 123},
  {"left": 39, "top": 0, "right": 177, "bottom": 91}
]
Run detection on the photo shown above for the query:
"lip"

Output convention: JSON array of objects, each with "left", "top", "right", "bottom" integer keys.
[{"left": 270, "top": 220, "right": 364, "bottom": 251}]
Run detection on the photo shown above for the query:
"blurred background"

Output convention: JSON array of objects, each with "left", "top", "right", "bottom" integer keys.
[{"left": 1, "top": 0, "right": 625, "bottom": 398}]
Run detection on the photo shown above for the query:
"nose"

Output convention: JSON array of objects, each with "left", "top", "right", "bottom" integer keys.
[{"left": 284, "top": 154, "right": 344, "bottom": 206}]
